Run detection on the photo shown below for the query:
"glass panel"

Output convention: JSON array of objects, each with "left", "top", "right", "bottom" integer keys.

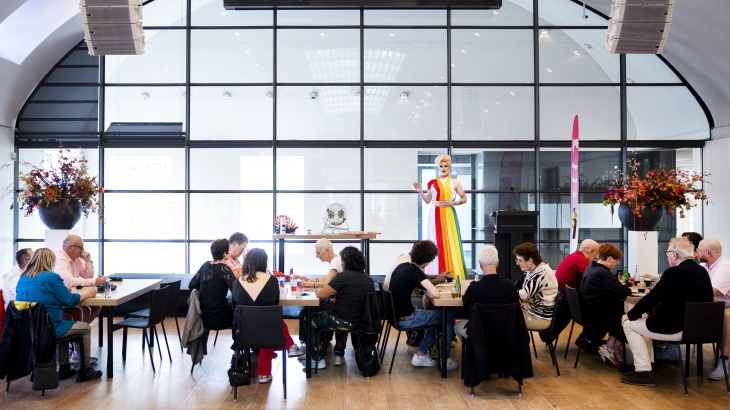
[
  {"left": 451, "top": 86, "right": 534, "bottom": 141},
  {"left": 364, "top": 148, "right": 447, "bottom": 190},
  {"left": 189, "top": 193, "right": 273, "bottom": 241},
  {"left": 538, "top": 0, "right": 608, "bottom": 26},
  {"left": 142, "top": 0, "right": 186, "bottom": 27},
  {"left": 192, "top": 0, "right": 272, "bottom": 26},
  {"left": 105, "top": 30, "right": 186, "bottom": 83},
  {"left": 368, "top": 243, "right": 415, "bottom": 278},
  {"left": 540, "top": 87, "right": 620, "bottom": 140},
  {"left": 539, "top": 29, "right": 619, "bottom": 83},
  {"left": 30, "top": 86, "right": 98, "bottom": 101},
  {"left": 191, "top": 242, "right": 274, "bottom": 275},
  {"left": 364, "top": 29, "right": 447, "bottom": 83},
  {"left": 626, "top": 54, "right": 681, "bottom": 84},
  {"left": 473, "top": 193, "right": 536, "bottom": 243},
  {"left": 275, "top": 242, "right": 360, "bottom": 277},
  {"left": 104, "top": 86, "right": 186, "bottom": 133},
  {"left": 276, "top": 86, "right": 360, "bottom": 140},
  {"left": 539, "top": 149, "right": 620, "bottom": 191},
  {"left": 450, "top": 149, "right": 536, "bottom": 191},
  {"left": 45, "top": 67, "right": 98, "bottom": 84},
  {"left": 364, "top": 85, "right": 447, "bottom": 140},
  {"left": 21, "top": 103, "right": 97, "bottom": 120},
  {"left": 276, "top": 193, "right": 361, "bottom": 235},
  {"left": 276, "top": 148, "right": 360, "bottom": 191},
  {"left": 190, "top": 86, "right": 273, "bottom": 140},
  {"left": 17, "top": 148, "right": 100, "bottom": 240},
  {"left": 104, "top": 148, "right": 185, "bottom": 190},
  {"left": 364, "top": 194, "right": 420, "bottom": 241},
  {"left": 105, "top": 243, "right": 186, "bottom": 274},
  {"left": 191, "top": 29, "right": 273, "bottom": 83},
  {"left": 364, "top": 10, "right": 446, "bottom": 26},
  {"left": 278, "top": 10, "right": 360, "bottom": 26},
  {"left": 451, "top": 30, "right": 533, "bottom": 84},
  {"left": 104, "top": 193, "right": 185, "bottom": 239},
  {"left": 627, "top": 87, "right": 709, "bottom": 140},
  {"left": 190, "top": 148, "right": 273, "bottom": 190},
  {"left": 277, "top": 29, "right": 360, "bottom": 83},
  {"left": 451, "top": 1, "right": 533, "bottom": 26},
  {"left": 539, "top": 193, "right": 623, "bottom": 242}
]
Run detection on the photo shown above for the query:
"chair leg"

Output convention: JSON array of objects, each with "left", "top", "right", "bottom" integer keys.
[
  {"left": 161, "top": 322, "right": 172, "bottom": 362},
  {"left": 470, "top": 387, "right": 474, "bottom": 396},
  {"left": 685, "top": 343, "right": 691, "bottom": 378},
  {"left": 574, "top": 332, "right": 584, "bottom": 370},
  {"left": 154, "top": 326, "right": 163, "bottom": 360},
  {"left": 518, "top": 380, "right": 522, "bottom": 396},
  {"left": 214, "top": 330, "right": 219, "bottom": 347},
  {"left": 677, "top": 344, "right": 688, "bottom": 396},
  {"left": 283, "top": 348, "right": 287, "bottom": 402},
  {"left": 122, "top": 328, "right": 128, "bottom": 362},
  {"left": 530, "top": 331, "right": 538, "bottom": 359},
  {"left": 564, "top": 321, "right": 575, "bottom": 361},
  {"left": 175, "top": 317, "right": 183, "bottom": 352},
  {"left": 388, "top": 331, "right": 401, "bottom": 376},
  {"left": 380, "top": 324, "right": 391, "bottom": 363},
  {"left": 40, "top": 390, "right": 44, "bottom": 399},
  {"left": 5, "top": 380, "right": 9, "bottom": 393},
  {"left": 144, "top": 328, "right": 156, "bottom": 373},
  {"left": 550, "top": 337, "right": 561, "bottom": 377},
  {"left": 720, "top": 355, "right": 730, "bottom": 394}
]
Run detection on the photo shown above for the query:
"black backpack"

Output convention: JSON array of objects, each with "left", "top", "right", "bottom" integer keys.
[{"left": 353, "top": 331, "right": 381, "bottom": 377}]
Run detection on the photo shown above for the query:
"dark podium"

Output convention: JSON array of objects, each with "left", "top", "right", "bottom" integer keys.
[{"left": 492, "top": 211, "right": 539, "bottom": 281}]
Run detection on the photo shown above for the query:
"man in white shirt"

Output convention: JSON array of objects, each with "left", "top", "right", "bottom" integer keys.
[
  {"left": 2, "top": 249, "right": 33, "bottom": 310},
  {"left": 698, "top": 238, "right": 730, "bottom": 380},
  {"left": 300, "top": 238, "right": 343, "bottom": 288}
]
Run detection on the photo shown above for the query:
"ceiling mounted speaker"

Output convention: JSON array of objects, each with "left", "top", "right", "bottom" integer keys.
[
  {"left": 87, "top": 39, "right": 145, "bottom": 55},
  {"left": 606, "top": 0, "right": 674, "bottom": 54},
  {"left": 82, "top": 0, "right": 145, "bottom": 55},
  {"left": 80, "top": 0, "right": 141, "bottom": 6}
]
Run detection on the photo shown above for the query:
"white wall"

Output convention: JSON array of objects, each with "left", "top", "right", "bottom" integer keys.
[
  {"left": 0, "top": 127, "right": 14, "bottom": 276},
  {"left": 703, "top": 138, "right": 730, "bottom": 247}
]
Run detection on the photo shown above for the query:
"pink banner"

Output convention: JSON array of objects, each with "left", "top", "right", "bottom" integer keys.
[{"left": 570, "top": 115, "right": 580, "bottom": 253}]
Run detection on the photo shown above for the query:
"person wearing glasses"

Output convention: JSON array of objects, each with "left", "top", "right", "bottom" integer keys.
[
  {"left": 55, "top": 235, "right": 107, "bottom": 366},
  {"left": 513, "top": 242, "right": 558, "bottom": 331},
  {"left": 620, "top": 237, "right": 713, "bottom": 387}
]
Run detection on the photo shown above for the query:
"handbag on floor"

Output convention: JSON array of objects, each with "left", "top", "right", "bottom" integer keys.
[{"left": 227, "top": 355, "right": 250, "bottom": 387}]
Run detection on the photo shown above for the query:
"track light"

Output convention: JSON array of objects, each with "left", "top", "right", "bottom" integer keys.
[
  {"left": 266, "top": 92, "right": 273, "bottom": 100},
  {"left": 310, "top": 92, "right": 318, "bottom": 99},
  {"left": 141, "top": 93, "right": 150, "bottom": 100},
  {"left": 223, "top": 92, "right": 232, "bottom": 100},
  {"left": 400, "top": 92, "right": 408, "bottom": 100}
]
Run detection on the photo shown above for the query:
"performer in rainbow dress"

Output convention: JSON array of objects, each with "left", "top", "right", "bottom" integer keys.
[{"left": 414, "top": 154, "right": 468, "bottom": 280}]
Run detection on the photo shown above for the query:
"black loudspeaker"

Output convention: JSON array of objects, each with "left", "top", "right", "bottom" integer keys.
[{"left": 492, "top": 211, "right": 539, "bottom": 281}]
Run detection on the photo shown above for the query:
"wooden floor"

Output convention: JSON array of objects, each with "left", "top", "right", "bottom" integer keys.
[{"left": 2, "top": 317, "right": 729, "bottom": 410}]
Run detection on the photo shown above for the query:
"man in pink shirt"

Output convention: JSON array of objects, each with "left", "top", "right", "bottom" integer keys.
[
  {"left": 699, "top": 238, "right": 730, "bottom": 380},
  {"left": 55, "top": 235, "right": 107, "bottom": 323}
]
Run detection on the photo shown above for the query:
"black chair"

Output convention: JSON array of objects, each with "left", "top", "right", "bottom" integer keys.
[
  {"left": 529, "top": 309, "right": 561, "bottom": 377},
  {"left": 564, "top": 285, "right": 602, "bottom": 370},
  {"left": 382, "top": 290, "right": 441, "bottom": 375},
  {"left": 665, "top": 302, "right": 729, "bottom": 396},
  {"left": 210, "top": 327, "right": 234, "bottom": 347},
  {"left": 127, "top": 280, "right": 183, "bottom": 353},
  {"left": 233, "top": 305, "right": 286, "bottom": 402},
  {"left": 116, "top": 286, "right": 170, "bottom": 373}
]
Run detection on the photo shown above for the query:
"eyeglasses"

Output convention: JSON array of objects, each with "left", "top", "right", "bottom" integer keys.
[
  {"left": 665, "top": 250, "right": 676, "bottom": 256},
  {"left": 71, "top": 245, "right": 84, "bottom": 251},
  {"left": 515, "top": 258, "right": 525, "bottom": 264}
]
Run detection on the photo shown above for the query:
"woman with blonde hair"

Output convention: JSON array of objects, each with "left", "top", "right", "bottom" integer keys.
[
  {"left": 15, "top": 248, "right": 102, "bottom": 382},
  {"left": 413, "top": 154, "right": 468, "bottom": 279}
]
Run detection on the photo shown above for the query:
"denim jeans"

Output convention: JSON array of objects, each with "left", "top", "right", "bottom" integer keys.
[{"left": 399, "top": 309, "right": 454, "bottom": 357}]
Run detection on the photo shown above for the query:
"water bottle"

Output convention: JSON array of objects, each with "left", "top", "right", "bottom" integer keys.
[
  {"left": 296, "top": 277, "right": 302, "bottom": 298},
  {"left": 104, "top": 277, "right": 111, "bottom": 298}
]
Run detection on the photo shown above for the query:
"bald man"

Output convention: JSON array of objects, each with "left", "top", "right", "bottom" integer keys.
[
  {"left": 698, "top": 238, "right": 730, "bottom": 380},
  {"left": 542, "top": 239, "right": 600, "bottom": 343}
]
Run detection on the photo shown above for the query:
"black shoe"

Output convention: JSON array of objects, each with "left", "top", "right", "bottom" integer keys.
[
  {"left": 621, "top": 371, "right": 656, "bottom": 387},
  {"left": 76, "top": 368, "right": 102, "bottom": 382},
  {"left": 618, "top": 363, "right": 660, "bottom": 374},
  {"left": 58, "top": 365, "right": 77, "bottom": 380}
]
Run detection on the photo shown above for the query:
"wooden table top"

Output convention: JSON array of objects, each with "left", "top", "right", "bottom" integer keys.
[
  {"left": 72, "top": 279, "right": 162, "bottom": 307},
  {"left": 272, "top": 234, "right": 376, "bottom": 240},
  {"left": 279, "top": 288, "right": 321, "bottom": 307},
  {"left": 432, "top": 292, "right": 464, "bottom": 307}
]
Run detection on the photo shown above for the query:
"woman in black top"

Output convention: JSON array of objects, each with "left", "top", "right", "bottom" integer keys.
[
  {"left": 309, "top": 246, "right": 375, "bottom": 369},
  {"left": 231, "top": 248, "right": 303, "bottom": 384},
  {"left": 189, "top": 239, "right": 237, "bottom": 331}
]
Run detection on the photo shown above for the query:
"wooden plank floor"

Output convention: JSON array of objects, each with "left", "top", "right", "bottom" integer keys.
[{"left": 2, "top": 317, "right": 729, "bottom": 409}]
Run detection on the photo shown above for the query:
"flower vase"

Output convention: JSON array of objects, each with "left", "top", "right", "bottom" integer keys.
[
  {"left": 38, "top": 201, "right": 83, "bottom": 230},
  {"left": 617, "top": 203, "right": 663, "bottom": 231}
]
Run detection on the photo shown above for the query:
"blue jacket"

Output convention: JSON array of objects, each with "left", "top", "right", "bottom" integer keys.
[{"left": 15, "top": 271, "right": 81, "bottom": 337}]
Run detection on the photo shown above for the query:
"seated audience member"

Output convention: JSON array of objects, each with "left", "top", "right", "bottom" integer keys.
[
  {"left": 189, "top": 239, "right": 239, "bottom": 331},
  {"left": 513, "top": 243, "right": 558, "bottom": 331},
  {"left": 56, "top": 235, "right": 106, "bottom": 364},
  {"left": 309, "top": 246, "right": 375, "bottom": 369},
  {"left": 621, "top": 237, "right": 713, "bottom": 386},
  {"left": 698, "top": 238, "right": 730, "bottom": 380},
  {"left": 225, "top": 232, "right": 248, "bottom": 275},
  {"left": 546, "top": 239, "right": 599, "bottom": 342},
  {"left": 454, "top": 245, "right": 519, "bottom": 341},
  {"left": 15, "top": 248, "right": 102, "bottom": 382},
  {"left": 231, "top": 248, "right": 304, "bottom": 384},
  {"left": 579, "top": 243, "right": 631, "bottom": 367},
  {"left": 389, "top": 240, "right": 458, "bottom": 370},
  {"left": 385, "top": 254, "right": 447, "bottom": 292},
  {"left": 2, "top": 248, "right": 33, "bottom": 310},
  {"left": 300, "top": 239, "right": 342, "bottom": 288},
  {"left": 683, "top": 232, "right": 703, "bottom": 263}
]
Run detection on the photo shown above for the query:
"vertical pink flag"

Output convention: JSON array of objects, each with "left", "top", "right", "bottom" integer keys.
[{"left": 570, "top": 115, "right": 580, "bottom": 253}]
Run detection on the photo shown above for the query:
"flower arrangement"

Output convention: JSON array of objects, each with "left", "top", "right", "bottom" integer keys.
[
  {"left": 602, "top": 157, "right": 709, "bottom": 219},
  {"left": 8, "top": 144, "right": 103, "bottom": 219}
]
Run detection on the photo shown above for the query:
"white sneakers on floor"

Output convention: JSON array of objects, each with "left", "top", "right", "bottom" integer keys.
[
  {"left": 446, "top": 357, "right": 459, "bottom": 371},
  {"left": 333, "top": 355, "right": 345, "bottom": 366},
  {"left": 258, "top": 375, "right": 272, "bottom": 384},
  {"left": 708, "top": 358, "right": 729, "bottom": 381},
  {"left": 309, "top": 358, "right": 326, "bottom": 369},
  {"left": 288, "top": 345, "right": 306, "bottom": 357},
  {"left": 411, "top": 353, "right": 437, "bottom": 367}
]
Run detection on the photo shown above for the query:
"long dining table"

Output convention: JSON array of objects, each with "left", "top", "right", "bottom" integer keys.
[{"left": 279, "top": 287, "right": 320, "bottom": 378}]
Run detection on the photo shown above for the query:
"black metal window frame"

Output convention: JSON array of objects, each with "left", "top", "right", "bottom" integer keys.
[{"left": 13, "top": 0, "right": 709, "bottom": 274}]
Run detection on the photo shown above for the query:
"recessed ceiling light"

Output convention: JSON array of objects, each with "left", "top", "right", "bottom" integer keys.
[
  {"left": 221, "top": 11, "right": 227, "bottom": 15},
  {"left": 141, "top": 93, "right": 150, "bottom": 100},
  {"left": 546, "top": 68, "right": 553, "bottom": 72},
  {"left": 510, "top": 92, "right": 515, "bottom": 96},
  {"left": 461, "top": 50, "right": 466, "bottom": 53},
  {"left": 574, "top": 50, "right": 580, "bottom": 56},
  {"left": 484, "top": 109, "right": 488, "bottom": 112},
  {"left": 181, "top": 93, "right": 186, "bottom": 100},
  {"left": 235, "top": 33, "right": 239, "bottom": 36},
  {"left": 400, "top": 92, "right": 408, "bottom": 100},
  {"left": 266, "top": 92, "right": 273, "bottom": 100},
  {"left": 451, "top": 64, "right": 455, "bottom": 67},
  {"left": 320, "top": 33, "right": 325, "bottom": 36},
  {"left": 389, "top": 33, "right": 395, "bottom": 37},
  {"left": 245, "top": 50, "right": 250, "bottom": 53},
  {"left": 355, "top": 92, "right": 361, "bottom": 99},
  {"left": 627, "top": 79, "right": 635, "bottom": 84},
  {"left": 540, "top": 29, "right": 550, "bottom": 37},
  {"left": 496, "top": 102, "right": 500, "bottom": 105},
  {"left": 493, "top": 10, "right": 498, "bottom": 14},
  {"left": 475, "top": 33, "right": 480, "bottom": 36},
  {"left": 223, "top": 92, "right": 232, "bottom": 100}
]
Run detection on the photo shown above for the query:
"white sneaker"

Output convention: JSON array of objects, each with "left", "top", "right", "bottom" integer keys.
[
  {"left": 309, "top": 358, "right": 326, "bottom": 369},
  {"left": 258, "top": 375, "right": 272, "bottom": 384},
  {"left": 446, "top": 357, "right": 459, "bottom": 371},
  {"left": 288, "top": 345, "right": 306, "bottom": 357},
  {"left": 411, "top": 353, "right": 437, "bottom": 367},
  {"left": 708, "top": 358, "right": 729, "bottom": 381},
  {"left": 333, "top": 355, "right": 345, "bottom": 366}
]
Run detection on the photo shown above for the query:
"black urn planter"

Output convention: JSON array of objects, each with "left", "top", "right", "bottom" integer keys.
[
  {"left": 38, "top": 201, "right": 83, "bottom": 230},
  {"left": 617, "top": 203, "right": 663, "bottom": 231}
]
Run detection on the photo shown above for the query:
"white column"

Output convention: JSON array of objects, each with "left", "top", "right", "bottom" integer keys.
[
  {"left": 627, "top": 231, "right": 658, "bottom": 276},
  {"left": 45, "top": 229, "right": 79, "bottom": 252}
]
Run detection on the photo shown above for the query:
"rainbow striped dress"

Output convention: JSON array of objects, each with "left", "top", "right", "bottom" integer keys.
[{"left": 425, "top": 177, "right": 467, "bottom": 280}]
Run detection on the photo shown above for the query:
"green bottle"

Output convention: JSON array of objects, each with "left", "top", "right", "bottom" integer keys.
[{"left": 455, "top": 275, "right": 461, "bottom": 296}]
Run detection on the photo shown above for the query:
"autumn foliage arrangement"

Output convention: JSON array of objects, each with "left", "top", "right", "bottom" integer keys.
[
  {"left": 602, "top": 157, "right": 709, "bottom": 219},
  {"left": 12, "top": 144, "right": 103, "bottom": 219}
]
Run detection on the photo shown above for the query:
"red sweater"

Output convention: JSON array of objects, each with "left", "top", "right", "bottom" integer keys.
[{"left": 555, "top": 251, "right": 590, "bottom": 297}]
